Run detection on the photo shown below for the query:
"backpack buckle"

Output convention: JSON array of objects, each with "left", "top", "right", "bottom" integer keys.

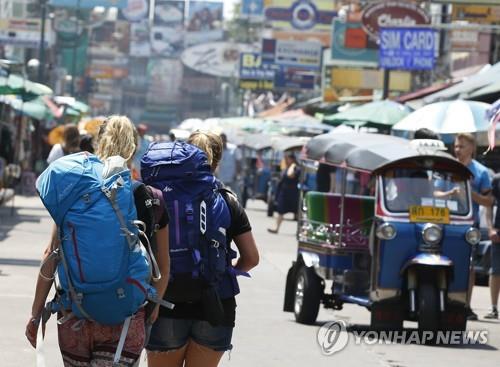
[
  {"left": 117, "top": 288, "right": 126, "bottom": 299},
  {"left": 75, "top": 293, "right": 84, "bottom": 304}
]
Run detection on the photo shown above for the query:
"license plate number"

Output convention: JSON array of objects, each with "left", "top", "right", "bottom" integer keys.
[{"left": 409, "top": 206, "right": 450, "bottom": 224}]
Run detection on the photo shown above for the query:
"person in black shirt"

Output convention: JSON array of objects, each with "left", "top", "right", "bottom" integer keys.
[
  {"left": 485, "top": 173, "right": 500, "bottom": 319},
  {"left": 146, "top": 132, "right": 259, "bottom": 367}
]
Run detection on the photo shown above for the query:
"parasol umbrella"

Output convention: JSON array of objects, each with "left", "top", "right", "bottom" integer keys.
[
  {"left": 0, "top": 95, "right": 52, "bottom": 120},
  {"left": 82, "top": 117, "right": 105, "bottom": 136},
  {"left": 392, "top": 100, "right": 491, "bottom": 144},
  {"left": 0, "top": 74, "right": 53, "bottom": 99},
  {"left": 54, "top": 96, "right": 90, "bottom": 114},
  {"left": 323, "top": 100, "right": 412, "bottom": 128}
]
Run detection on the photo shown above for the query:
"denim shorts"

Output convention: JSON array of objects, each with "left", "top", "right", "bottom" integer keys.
[
  {"left": 146, "top": 317, "right": 233, "bottom": 352},
  {"left": 490, "top": 243, "right": 500, "bottom": 275}
]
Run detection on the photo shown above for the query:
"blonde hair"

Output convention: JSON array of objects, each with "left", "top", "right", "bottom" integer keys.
[
  {"left": 187, "top": 131, "right": 223, "bottom": 171},
  {"left": 96, "top": 115, "right": 137, "bottom": 162}
]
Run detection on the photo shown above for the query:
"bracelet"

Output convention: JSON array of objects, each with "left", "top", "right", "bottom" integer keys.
[{"left": 39, "top": 269, "right": 55, "bottom": 281}]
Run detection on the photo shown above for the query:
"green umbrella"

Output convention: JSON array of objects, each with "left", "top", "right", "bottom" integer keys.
[
  {"left": 2, "top": 96, "right": 52, "bottom": 120},
  {"left": 323, "top": 100, "right": 412, "bottom": 128},
  {"left": 54, "top": 96, "right": 90, "bottom": 114},
  {"left": 0, "top": 74, "right": 53, "bottom": 99}
]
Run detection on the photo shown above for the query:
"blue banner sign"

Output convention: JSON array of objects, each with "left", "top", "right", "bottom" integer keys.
[
  {"left": 379, "top": 27, "right": 437, "bottom": 70},
  {"left": 50, "top": 0, "right": 127, "bottom": 8},
  {"left": 239, "top": 53, "right": 275, "bottom": 80},
  {"left": 241, "top": 0, "right": 264, "bottom": 17}
]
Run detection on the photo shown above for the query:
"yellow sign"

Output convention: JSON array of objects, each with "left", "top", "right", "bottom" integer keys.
[
  {"left": 452, "top": 5, "right": 500, "bottom": 24},
  {"left": 239, "top": 80, "right": 274, "bottom": 90},
  {"left": 409, "top": 206, "right": 450, "bottom": 224}
]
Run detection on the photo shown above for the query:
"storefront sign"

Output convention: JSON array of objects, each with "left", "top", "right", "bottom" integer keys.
[
  {"left": 264, "top": 0, "right": 336, "bottom": 31},
  {"left": 182, "top": 42, "right": 257, "bottom": 78},
  {"left": 379, "top": 27, "right": 437, "bottom": 70},
  {"left": 361, "top": 1, "right": 430, "bottom": 40},
  {"left": 185, "top": 1, "right": 224, "bottom": 47},
  {"left": 49, "top": 0, "right": 127, "bottom": 8},
  {"left": 322, "top": 65, "right": 411, "bottom": 101},
  {"left": 0, "top": 18, "right": 54, "bottom": 47},
  {"left": 262, "top": 39, "right": 322, "bottom": 71},
  {"left": 241, "top": 0, "right": 264, "bottom": 18},
  {"left": 330, "top": 20, "right": 378, "bottom": 66},
  {"left": 121, "top": 0, "right": 149, "bottom": 22},
  {"left": 272, "top": 29, "right": 330, "bottom": 47},
  {"left": 452, "top": 5, "right": 500, "bottom": 24}
]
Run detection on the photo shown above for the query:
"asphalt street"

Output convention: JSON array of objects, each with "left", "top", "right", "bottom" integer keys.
[{"left": 1, "top": 196, "right": 499, "bottom": 367}]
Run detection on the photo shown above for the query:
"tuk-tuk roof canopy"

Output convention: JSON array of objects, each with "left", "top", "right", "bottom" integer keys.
[{"left": 304, "top": 133, "right": 471, "bottom": 176}]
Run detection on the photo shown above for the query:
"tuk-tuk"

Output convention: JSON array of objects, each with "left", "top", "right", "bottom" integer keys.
[
  {"left": 283, "top": 133, "right": 480, "bottom": 332},
  {"left": 239, "top": 134, "right": 274, "bottom": 208}
]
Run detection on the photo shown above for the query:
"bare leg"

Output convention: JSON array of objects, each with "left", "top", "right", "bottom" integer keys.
[
  {"left": 147, "top": 345, "right": 188, "bottom": 367},
  {"left": 490, "top": 275, "right": 500, "bottom": 306},
  {"left": 184, "top": 340, "right": 225, "bottom": 367},
  {"left": 268, "top": 214, "right": 284, "bottom": 233}
]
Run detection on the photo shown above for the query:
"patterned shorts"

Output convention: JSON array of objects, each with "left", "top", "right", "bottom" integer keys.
[{"left": 57, "top": 310, "right": 145, "bottom": 367}]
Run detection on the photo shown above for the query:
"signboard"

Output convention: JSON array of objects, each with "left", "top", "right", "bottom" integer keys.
[
  {"left": 239, "top": 52, "right": 275, "bottom": 90},
  {"left": 242, "top": 0, "right": 264, "bottom": 18},
  {"left": 361, "top": 1, "right": 430, "bottom": 40},
  {"left": 239, "top": 53, "right": 275, "bottom": 80},
  {"left": 274, "top": 70, "right": 315, "bottom": 90},
  {"left": 261, "top": 39, "right": 322, "bottom": 71},
  {"left": 272, "top": 29, "right": 330, "bottom": 47},
  {"left": 151, "top": 0, "right": 184, "bottom": 57},
  {"left": 0, "top": 18, "right": 54, "bottom": 48},
  {"left": 182, "top": 42, "right": 257, "bottom": 78},
  {"left": 146, "top": 59, "right": 183, "bottom": 104},
  {"left": 121, "top": 0, "right": 149, "bottom": 22},
  {"left": 451, "top": 30, "right": 491, "bottom": 52},
  {"left": 330, "top": 19, "right": 378, "bottom": 66},
  {"left": 452, "top": 5, "right": 500, "bottom": 24},
  {"left": 264, "top": 0, "right": 336, "bottom": 31},
  {"left": 49, "top": 0, "right": 127, "bottom": 8},
  {"left": 185, "top": 1, "right": 224, "bottom": 46},
  {"left": 322, "top": 65, "right": 411, "bottom": 101},
  {"left": 379, "top": 27, "right": 437, "bottom": 70},
  {"left": 154, "top": 0, "right": 184, "bottom": 26}
]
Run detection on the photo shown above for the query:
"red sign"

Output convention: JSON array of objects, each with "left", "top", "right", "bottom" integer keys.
[{"left": 361, "top": 1, "right": 430, "bottom": 40}]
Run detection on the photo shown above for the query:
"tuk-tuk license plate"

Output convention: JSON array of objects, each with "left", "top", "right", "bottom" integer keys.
[{"left": 409, "top": 206, "right": 450, "bottom": 224}]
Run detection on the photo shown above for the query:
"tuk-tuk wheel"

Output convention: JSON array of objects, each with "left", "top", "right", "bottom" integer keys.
[
  {"left": 418, "top": 282, "right": 439, "bottom": 332},
  {"left": 294, "top": 266, "right": 322, "bottom": 325}
]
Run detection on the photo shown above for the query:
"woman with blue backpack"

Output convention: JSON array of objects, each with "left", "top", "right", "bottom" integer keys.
[
  {"left": 26, "top": 116, "right": 171, "bottom": 367},
  {"left": 142, "top": 131, "right": 260, "bottom": 367}
]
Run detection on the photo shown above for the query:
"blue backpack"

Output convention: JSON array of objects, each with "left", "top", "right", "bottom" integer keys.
[
  {"left": 141, "top": 142, "right": 238, "bottom": 302},
  {"left": 36, "top": 152, "right": 171, "bottom": 326}
]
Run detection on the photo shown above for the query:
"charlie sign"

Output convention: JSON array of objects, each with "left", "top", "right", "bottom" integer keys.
[{"left": 379, "top": 27, "right": 437, "bottom": 70}]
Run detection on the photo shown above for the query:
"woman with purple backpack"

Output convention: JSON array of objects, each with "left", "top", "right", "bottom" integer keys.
[{"left": 144, "top": 131, "right": 260, "bottom": 367}]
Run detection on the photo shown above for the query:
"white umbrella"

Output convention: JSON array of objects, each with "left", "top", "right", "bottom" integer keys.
[{"left": 392, "top": 100, "right": 491, "bottom": 143}]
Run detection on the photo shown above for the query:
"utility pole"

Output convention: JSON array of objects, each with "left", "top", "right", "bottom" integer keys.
[
  {"left": 70, "top": 0, "right": 81, "bottom": 96},
  {"left": 38, "top": 0, "right": 47, "bottom": 83}
]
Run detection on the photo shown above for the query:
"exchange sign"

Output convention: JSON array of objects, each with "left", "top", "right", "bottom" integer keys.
[{"left": 379, "top": 27, "right": 437, "bottom": 70}]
